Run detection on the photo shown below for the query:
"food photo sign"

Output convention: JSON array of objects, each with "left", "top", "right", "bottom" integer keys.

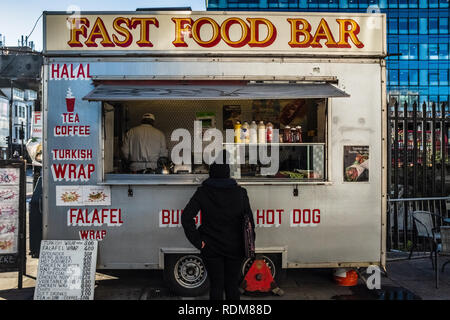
[
  {"left": 56, "top": 185, "right": 111, "bottom": 206},
  {"left": 344, "top": 146, "right": 369, "bottom": 182}
]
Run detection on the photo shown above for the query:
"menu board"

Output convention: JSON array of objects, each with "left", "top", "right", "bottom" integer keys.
[
  {"left": 0, "top": 161, "right": 25, "bottom": 290},
  {"left": 34, "top": 240, "right": 98, "bottom": 300},
  {"left": 0, "top": 168, "right": 21, "bottom": 259}
]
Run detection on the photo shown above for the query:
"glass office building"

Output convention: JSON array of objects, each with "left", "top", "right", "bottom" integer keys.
[{"left": 207, "top": 0, "right": 450, "bottom": 114}]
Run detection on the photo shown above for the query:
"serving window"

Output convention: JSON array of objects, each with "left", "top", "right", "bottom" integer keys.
[
  {"left": 101, "top": 98, "right": 327, "bottom": 183},
  {"left": 87, "top": 81, "right": 347, "bottom": 184}
]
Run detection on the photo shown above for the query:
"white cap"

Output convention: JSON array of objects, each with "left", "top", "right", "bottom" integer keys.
[{"left": 142, "top": 113, "right": 155, "bottom": 121}]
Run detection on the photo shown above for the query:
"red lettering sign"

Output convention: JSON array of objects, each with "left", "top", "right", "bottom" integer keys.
[
  {"left": 50, "top": 64, "right": 91, "bottom": 80},
  {"left": 159, "top": 209, "right": 201, "bottom": 227},
  {"left": 52, "top": 163, "right": 95, "bottom": 181},
  {"left": 290, "top": 209, "right": 321, "bottom": 226},
  {"left": 68, "top": 208, "right": 123, "bottom": 226}
]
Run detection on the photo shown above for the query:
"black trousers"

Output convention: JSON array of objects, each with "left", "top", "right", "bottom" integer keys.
[{"left": 201, "top": 248, "right": 242, "bottom": 300}]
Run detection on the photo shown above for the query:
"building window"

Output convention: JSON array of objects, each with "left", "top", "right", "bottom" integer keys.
[
  {"left": 419, "top": 43, "right": 428, "bottom": 59},
  {"left": 379, "top": 0, "right": 387, "bottom": 7},
  {"left": 440, "top": 0, "right": 449, "bottom": 8},
  {"left": 319, "top": 0, "right": 329, "bottom": 7},
  {"left": 389, "top": 69, "right": 399, "bottom": 85},
  {"left": 429, "top": 71, "right": 439, "bottom": 86},
  {"left": 429, "top": 18, "right": 439, "bottom": 34},
  {"left": 389, "top": 18, "right": 398, "bottom": 34},
  {"left": 399, "top": 70, "right": 409, "bottom": 85},
  {"left": 439, "top": 17, "right": 449, "bottom": 34},
  {"left": 419, "top": 18, "right": 428, "bottom": 34},
  {"left": 429, "top": 44, "right": 439, "bottom": 59},
  {"left": 359, "top": 0, "right": 369, "bottom": 8},
  {"left": 409, "top": 0, "right": 418, "bottom": 7},
  {"left": 429, "top": 0, "right": 439, "bottom": 7},
  {"left": 440, "top": 69, "right": 449, "bottom": 86},
  {"left": 419, "top": 0, "right": 428, "bottom": 7},
  {"left": 409, "top": 70, "right": 419, "bottom": 85},
  {"left": 269, "top": 0, "right": 279, "bottom": 7},
  {"left": 399, "top": 43, "right": 409, "bottom": 59},
  {"left": 409, "top": 43, "right": 418, "bottom": 60},
  {"left": 208, "top": 0, "right": 218, "bottom": 7},
  {"left": 307, "top": 0, "right": 319, "bottom": 7},
  {"left": 409, "top": 18, "right": 418, "bottom": 34},
  {"left": 398, "top": 0, "right": 408, "bottom": 7},
  {"left": 280, "top": 0, "right": 290, "bottom": 7},
  {"left": 399, "top": 18, "right": 408, "bottom": 34},
  {"left": 339, "top": 0, "right": 349, "bottom": 8},
  {"left": 388, "top": 43, "right": 399, "bottom": 59},
  {"left": 229, "top": 0, "right": 241, "bottom": 7},
  {"left": 298, "top": 0, "right": 308, "bottom": 7},
  {"left": 348, "top": 0, "right": 358, "bottom": 8},
  {"left": 388, "top": 0, "right": 398, "bottom": 7},
  {"left": 420, "top": 69, "right": 428, "bottom": 85},
  {"left": 329, "top": 0, "right": 339, "bottom": 7},
  {"left": 439, "top": 43, "right": 449, "bottom": 59}
]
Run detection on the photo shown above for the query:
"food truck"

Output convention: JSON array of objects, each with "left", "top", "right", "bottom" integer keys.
[{"left": 42, "top": 10, "right": 387, "bottom": 295}]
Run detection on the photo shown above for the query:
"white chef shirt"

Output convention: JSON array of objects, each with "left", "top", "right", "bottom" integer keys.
[{"left": 121, "top": 124, "right": 168, "bottom": 171}]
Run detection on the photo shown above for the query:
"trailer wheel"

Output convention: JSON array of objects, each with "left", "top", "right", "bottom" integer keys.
[{"left": 164, "top": 254, "right": 209, "bottom": 297}]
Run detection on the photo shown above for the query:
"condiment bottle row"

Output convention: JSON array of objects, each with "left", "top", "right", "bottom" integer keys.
[{"left": 234, "top": 121, "right": 302, "bottom": 143}]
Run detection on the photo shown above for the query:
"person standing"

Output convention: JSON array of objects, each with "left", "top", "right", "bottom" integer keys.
[
  {"left": 181, "top": 152, "right": 255, "bottom": 300},
  {"left": 121, "top": 113, "right": 168, "bottom": 173}
]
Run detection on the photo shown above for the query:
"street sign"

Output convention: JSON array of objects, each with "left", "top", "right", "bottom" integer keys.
[
  {"left": 0, "top": 160, "right": 26, "bottom": 289},
  {"left": 34, "top": 240, "right": 98, "bottom": 300}
]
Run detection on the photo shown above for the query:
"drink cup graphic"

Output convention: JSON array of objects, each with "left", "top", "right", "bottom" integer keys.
[{"left": 66, "top": 87, "right": 75, "bottom": 112}]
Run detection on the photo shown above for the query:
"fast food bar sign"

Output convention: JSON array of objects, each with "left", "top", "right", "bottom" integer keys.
[{"left": 44, "top": 12, "right": 385, "bottom": 56}]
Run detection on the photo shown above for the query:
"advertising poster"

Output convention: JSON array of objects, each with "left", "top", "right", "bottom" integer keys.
[
  {"left": 26, "top": 111, "right": 43, "bottom": 166},
  {"left": 252, "top": 100, "right": 280, "bottom": 128},
  {"left": 344, "top": 146, "right": 369, "bottom": 182},
  {"left": 223, "top": 105, "right": 241, "bottom": 129}
]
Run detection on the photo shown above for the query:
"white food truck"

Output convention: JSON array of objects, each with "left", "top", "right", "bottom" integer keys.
[{"left": 42, "top": 10, "right": 387, "bottom": 295}]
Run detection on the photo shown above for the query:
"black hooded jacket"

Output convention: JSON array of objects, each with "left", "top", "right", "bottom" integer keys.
[{"left": 181, "top": 173, "right": 255, "bottom": 259}]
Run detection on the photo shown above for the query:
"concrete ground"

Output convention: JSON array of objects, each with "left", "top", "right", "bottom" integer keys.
[{"left": 2, "top": 250, "right": 450, "bottom": 300}]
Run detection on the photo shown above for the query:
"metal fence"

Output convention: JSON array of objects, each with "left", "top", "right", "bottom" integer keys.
[
  {"left": 387, "top": 196, "right": 449, "bottom": 251},
  {"left": 387, "top": 98, "right": 450, "bottom": 251}
]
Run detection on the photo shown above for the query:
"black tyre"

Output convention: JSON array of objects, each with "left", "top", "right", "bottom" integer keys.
[{"left": 164, "top": 254, "right": 209, "bottom": 297}]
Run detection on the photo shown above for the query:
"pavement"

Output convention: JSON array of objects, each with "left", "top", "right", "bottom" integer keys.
[{"left": 1, "top": 249, "right": 450, "bottom": 300}]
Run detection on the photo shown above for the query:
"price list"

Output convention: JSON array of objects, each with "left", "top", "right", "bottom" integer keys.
[{"left": 34, "top": 240, "right": 98, "bottom": 300}]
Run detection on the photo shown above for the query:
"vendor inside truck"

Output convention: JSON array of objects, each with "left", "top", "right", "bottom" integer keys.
[{"left": 121, "top": 113, "right": 168, "bottom": 173}]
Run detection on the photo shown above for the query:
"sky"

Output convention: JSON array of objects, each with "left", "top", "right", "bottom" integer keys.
[{"left": 0, "top": 0, "right": 207, "bottom": 51}]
